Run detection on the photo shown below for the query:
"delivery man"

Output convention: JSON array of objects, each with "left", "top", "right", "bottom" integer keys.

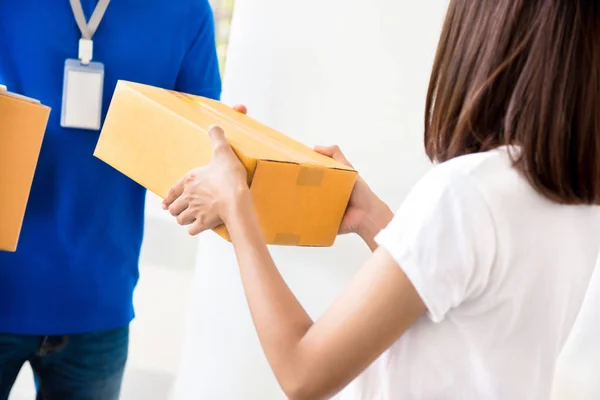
[{"left": 0, "top": 0, "right": 221, "bottom": 398}]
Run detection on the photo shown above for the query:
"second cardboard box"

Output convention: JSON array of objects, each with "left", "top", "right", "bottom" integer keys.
[{"left": 0, "top": 88, "right": 50, "bottom": 251}]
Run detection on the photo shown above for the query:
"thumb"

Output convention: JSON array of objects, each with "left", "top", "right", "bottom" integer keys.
[{"left": 208, "top": 125, "right": 228, "bottom": 150}]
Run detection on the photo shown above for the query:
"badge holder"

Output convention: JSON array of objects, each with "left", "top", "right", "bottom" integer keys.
[{"left": 61, "top": 39, "right": 104, "bottom": 131}]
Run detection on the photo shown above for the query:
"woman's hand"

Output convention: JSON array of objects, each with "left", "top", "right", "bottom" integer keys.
[
  {"left": 315, "top": 145, "right": 393, "bottom": 250},
  {"left": 314, "top": 145, "right": 374, "bottom": 235},
  {"left": 162, "top": 104, "right": 248, "bottom": 235},
  {"left": 162, "top": 124, "right": 249, "bottom": 235}
]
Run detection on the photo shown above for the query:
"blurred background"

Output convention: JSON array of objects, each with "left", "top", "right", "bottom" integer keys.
[
  {"left": 15, "top": 0, "right": 596, "bottom": 399},
  {"left": 211, "top": 0, "right": 235, "bottom": 75},
  {"left": 8, "top": 1, "right": 236, "bottom": 399},
  {"left": 8, "top": 0, "right": 596, "bottom": 399}
]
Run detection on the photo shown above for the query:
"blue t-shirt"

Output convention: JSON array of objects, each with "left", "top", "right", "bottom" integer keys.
[{"left": 0, "top": 0, "right": 221, "bottom": 334}]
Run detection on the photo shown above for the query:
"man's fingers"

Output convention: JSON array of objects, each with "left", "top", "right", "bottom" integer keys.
[
  {"left": 163, "top": 178, "right": 185, "bottom": 209},
  {"left": 232, "top": 104, "right": 247, "bottom": 114}
]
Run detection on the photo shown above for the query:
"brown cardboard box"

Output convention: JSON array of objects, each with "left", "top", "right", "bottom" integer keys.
[
  {"left": 94, "top": 81, "right": 357, "bottom": 246},
  {"left": 0, "top": 88, "right": 50, "bottom": 251}
]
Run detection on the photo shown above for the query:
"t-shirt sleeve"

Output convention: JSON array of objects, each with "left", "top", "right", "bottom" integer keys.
[
  {"left": 375, "top": 166, "right": 497, "bottom": 323},
  {"left": 175, "top": 1, "right": 222, "bottom": 100}
]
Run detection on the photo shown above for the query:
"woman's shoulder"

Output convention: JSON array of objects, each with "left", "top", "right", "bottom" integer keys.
[
  {"left": 432, "top": 147, "right": 516, "bottom": 181},
  {"left": 402, "top": 147, "right": 536, "bottom": 227},
  {"left": 414, "top": 147, "right": 513, "bottom": 193},
  {"left": 423, "top": 147, "right": 524, "bottom": 201}
]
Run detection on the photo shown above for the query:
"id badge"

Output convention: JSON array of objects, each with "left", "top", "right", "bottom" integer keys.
[{"left": 61, "top": 59, "right": 104, "bottom": 130}]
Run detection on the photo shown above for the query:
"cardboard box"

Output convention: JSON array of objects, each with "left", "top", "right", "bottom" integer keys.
[
  {"left": 0, "top": 88, "right": 50, "bottom": 251},
  {"left": 94, "top": 81, "right": 357, "bottom": 246}
]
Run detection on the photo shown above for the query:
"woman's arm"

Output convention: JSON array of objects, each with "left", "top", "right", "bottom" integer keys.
[
  {"left": 165, "top": 119, "right": 498, "bottom": 400},
  {"left": 226, "top": 191, "right": 425, "bottom": 399},
  {"left": 356, "top": 202, "right": 395, "bottom": 251},
  {"left": 163, "top": 127, "right": 425, "bottom": 399}
]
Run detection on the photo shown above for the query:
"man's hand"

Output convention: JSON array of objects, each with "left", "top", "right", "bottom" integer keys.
[{"left": 231, "top": 104, "right": 247, "bottom": 114}]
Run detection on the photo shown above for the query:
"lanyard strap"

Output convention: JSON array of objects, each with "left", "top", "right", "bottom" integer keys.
[{"left": 69, "top": 0, "right": 111, "bottom": 40}]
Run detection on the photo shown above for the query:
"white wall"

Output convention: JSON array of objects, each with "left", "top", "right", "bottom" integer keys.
[{"left": 173, "top": 1, "right": 448, "bottom": 399}]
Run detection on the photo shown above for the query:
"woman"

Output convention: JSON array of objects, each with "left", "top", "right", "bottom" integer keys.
[{"left": 164, "top": 0, "right": 600, "bottom": 398}]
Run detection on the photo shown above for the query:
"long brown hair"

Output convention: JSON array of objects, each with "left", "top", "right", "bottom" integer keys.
[{"left": 425, "top": 0, "right": 600, "bottom": 205}]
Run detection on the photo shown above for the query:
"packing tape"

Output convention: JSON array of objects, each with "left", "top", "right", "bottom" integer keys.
[
  {"left": 274, "top": 233, "right": 301, "bottom": 246},
  {"left": 296, "top": 167, "right": 324, "bottom": 187}
]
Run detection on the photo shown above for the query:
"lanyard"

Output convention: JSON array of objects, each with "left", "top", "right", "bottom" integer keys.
[{"left": 69, "top": 0, "right": 111, "bottom": 64}]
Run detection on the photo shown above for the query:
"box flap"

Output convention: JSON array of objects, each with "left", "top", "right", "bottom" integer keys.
[
  {"left": 0, "top": 89, "right": 42, "bottom": 105},
  {"left": 118, "top": 81, "right": 354, "bottom": 171},
  {"left": 94, "top": 82, "right": 257, "bottom": 198}
]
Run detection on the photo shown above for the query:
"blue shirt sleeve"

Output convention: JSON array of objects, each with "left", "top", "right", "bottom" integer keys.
[{"left": 175, "top": 1, "right": 222, "bottom": 100}]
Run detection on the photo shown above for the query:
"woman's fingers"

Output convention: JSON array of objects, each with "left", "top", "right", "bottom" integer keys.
[
  {"left": 176, "top": 207, "right": 196, "bottom": 226},
  {"left": 168, "top": 195, "right": 188, "bottom": 217},
  {"left": 314, "top": 145, "right": 353, "bottom": 167},
  {"left": 314, "top": 145, "right": 335, "bottom": 157},
  {"left": 163, "top": 177, "right": 184, "bottom": 209},
  {"left": 208, "top": 125, "right": 239, "bottom": 159},
  {"left": 188, "top": 216, "right": 220, "bottom": 236},
  {"left": 208, "top": 125, "right": 229, "bottom": 150},
  {"left": 188, "top": 219, "right": 204, "bottom": 236}
]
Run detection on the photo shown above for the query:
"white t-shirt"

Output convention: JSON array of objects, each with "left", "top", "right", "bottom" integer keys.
[{"left": 341, "top": 147, "right": 600, "bottom": 400}]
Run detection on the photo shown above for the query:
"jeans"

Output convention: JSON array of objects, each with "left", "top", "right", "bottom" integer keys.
[{"left": 0, "top": 326, "right": 129, "bottom": 400}]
